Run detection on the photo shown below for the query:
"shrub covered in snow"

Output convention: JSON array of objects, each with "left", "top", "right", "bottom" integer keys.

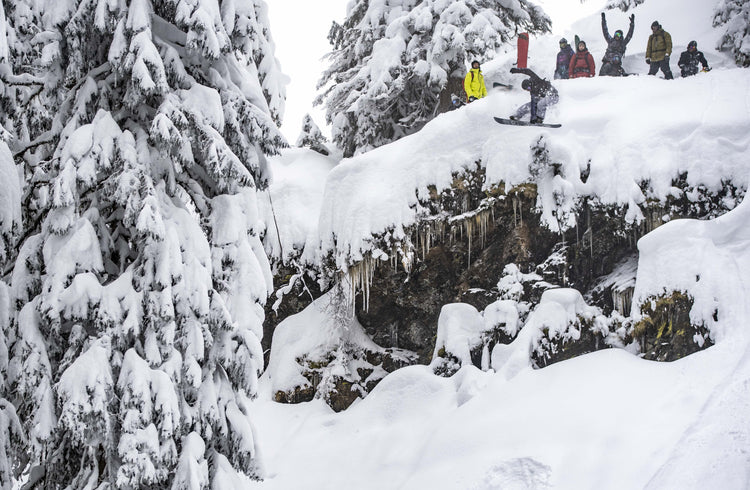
[
  {"left": 714, "top": 0, "right": 750, "bottom": 66},
  {"left": 605, "top": 0, "right": 646, "bottom": 11},
  {"left": 296, "top": 114, "right": 330, "bottom": 156}
]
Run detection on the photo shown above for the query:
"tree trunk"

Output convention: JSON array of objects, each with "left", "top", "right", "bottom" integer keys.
[{"left": 436, "top": 76, "right": 465, "bottom": 114}]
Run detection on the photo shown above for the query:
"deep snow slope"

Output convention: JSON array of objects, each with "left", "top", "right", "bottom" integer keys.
[{"left": 250, "top": 2, "right": 750, "bottom": 488}]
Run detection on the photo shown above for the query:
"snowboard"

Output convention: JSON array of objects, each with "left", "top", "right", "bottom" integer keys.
[
  {"left": 517, "top": 33, "right": 529, "bottom": 69},
  {"left": 493, "top": 82, "right": 513, "bottom": 89},
  {"left": 494, "top": 117, "right": 561, "bottom": 129}
]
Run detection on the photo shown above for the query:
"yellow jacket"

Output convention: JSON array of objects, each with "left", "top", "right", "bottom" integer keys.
[{"left": 464, "top": 68, "right": 487, "bottom": 100}]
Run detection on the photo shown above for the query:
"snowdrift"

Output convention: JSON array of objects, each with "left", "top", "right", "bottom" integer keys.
[{"left": 251, "top": 1, "right": 750, "bottom": 488}]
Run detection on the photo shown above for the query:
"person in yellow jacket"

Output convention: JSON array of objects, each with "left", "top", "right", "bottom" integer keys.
[
  {"left": 463, "top": 60, "right": 487, "bottom": 102},
  {"left": 646, "top": 21, "right": 673, "bottom": 79}
]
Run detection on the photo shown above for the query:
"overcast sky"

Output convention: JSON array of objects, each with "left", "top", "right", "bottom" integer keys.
[
  {"left": 267, "top": 0, "right": 348, "bottom": 141},
  {"left": 267, "top": 0, "right": 607, "bottom": 143}
]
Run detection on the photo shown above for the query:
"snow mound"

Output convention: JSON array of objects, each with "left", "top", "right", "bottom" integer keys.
[{"left": 310, "top": 67, "right": 750, "bottom": 270}]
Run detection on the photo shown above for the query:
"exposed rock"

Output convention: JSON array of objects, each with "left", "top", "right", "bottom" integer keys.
[
  {"left": 631, "top": 291, "right": 714, "bottom": 362},
  {"left": 273, "top": 346, "right": 417, "bottom": 412}
]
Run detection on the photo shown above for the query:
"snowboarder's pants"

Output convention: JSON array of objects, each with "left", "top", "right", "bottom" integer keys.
[
  {"left": 680, "top": 64, "right": 700, "bottom": 77},
  {"left": 600, "top": 62, "right": 625, "bottom": 77},
  {"left": 648, "top": 59, "right": 673, "bottom": 79},
  {"left": 513, "top": 93, "right": 559, "bottom": 121}
]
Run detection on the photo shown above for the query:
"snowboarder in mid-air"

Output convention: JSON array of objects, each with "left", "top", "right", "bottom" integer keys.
[
  {"left": 600, "top": 12, "right": 634, "bottom": 77},
  {"left": 464, "top": 60, "right": 487, "bottom": 102},
  {"left": 508, "top": 67, "right": 559, "bottom": 125},
  {"left": 554, "top": 38, "right": 575, "bottom": 79},
  {"left": 678, "top": 41, "right": 711, "bottom": 77}
]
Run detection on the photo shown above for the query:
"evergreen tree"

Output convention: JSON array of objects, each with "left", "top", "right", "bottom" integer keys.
[
  {"left": 714, "top": 0, "right": 750, "bottom": 66},
  {"left": 605, "top": 0, "right": 646, "bottom": 11},
  {"left": 2, "top": 0, "right": 286, "bottom": 487},
  {"left": 296, "top": 113, "right": 329, "bottom": 155},
  {"left": 0, "top": 139, "right": 22, "bottom": 490},
  {"left": 316, "top": 0, "right": 550, "bottom": 157}
]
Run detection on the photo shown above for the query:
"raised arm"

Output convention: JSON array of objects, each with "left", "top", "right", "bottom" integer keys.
[
  {"left": 624, "top": 14, "right": 635, "bottom": 44},
  {"left": 601, "top": 12, "right": 611, "bottom": 42},
  {"left": 510, "top": 67, "right": 541, "bottom": 81}
]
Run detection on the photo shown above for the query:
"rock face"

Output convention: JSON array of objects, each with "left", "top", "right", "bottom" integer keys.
[
  {"left": 273, "top": 347, "right": 417, "bottom": 412},
  {"left": 632, "top": 291, "right": 714, "bottom": 362},
  {"left": 355, "top": 170, "right": 633, "bottom": 364},
  {"left": 265, "top": 161, "right": 740, "bottom": 410}
]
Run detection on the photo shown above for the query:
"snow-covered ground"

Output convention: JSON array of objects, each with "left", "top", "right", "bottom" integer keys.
[{"left": 251, "top": 2, "right": 750, "bottom": 488}]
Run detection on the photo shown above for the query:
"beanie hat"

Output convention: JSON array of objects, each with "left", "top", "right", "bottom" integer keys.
[{"left": 651, "top": 21, "right": 660, "bottom": 28}]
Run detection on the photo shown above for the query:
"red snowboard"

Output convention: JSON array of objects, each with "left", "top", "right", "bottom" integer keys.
[{"left": 517, "top": 33, "right": 529, "bottom": 69}]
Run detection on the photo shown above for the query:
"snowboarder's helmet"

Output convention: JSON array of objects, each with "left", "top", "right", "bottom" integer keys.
[
  {"left": 559, "top": 38, "right": 568, "bottom": 46},
  {"left": 471, "top": 60, "right": 480, "bottom": 68},
  {"left": 651, "top": 21, "right": 660, "bottom": 29},
  {"left": 688, "top": 40, "right": 697, "bottom": 50},
  {"left": 614, "top": 30, "right": 623, "bottom": 38},
  {"left": 521, "top": 79, "right": 531, "bottom": 91}
]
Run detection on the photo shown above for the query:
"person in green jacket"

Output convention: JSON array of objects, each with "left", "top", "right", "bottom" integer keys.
[
  {"left": 463, "top": 60, "right": 487, "bottom": 102},
  {"left": 646, "top": 21, "right": 673, "bottom": 79}
]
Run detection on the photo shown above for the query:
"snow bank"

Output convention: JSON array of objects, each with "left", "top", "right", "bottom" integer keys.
[
  {"left": 633, "top": 190, "right": 750, "bottom": 344},
  {"left": 311, "top": 67, "right": 750, "bottom": 270},
  {"left": 263, "top": 289, "right": 383, "bottom": 394},
  {"left": 250, "top": 3, "right": 750, "bottom": 488},
  {"left": 258, "top": 148, "right": 337, "bottom": 264}
]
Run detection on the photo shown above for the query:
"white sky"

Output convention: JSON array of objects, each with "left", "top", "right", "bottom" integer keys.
[
  {"left": 267, "top": 0, "right": 607, "bottom": 143},
  {"left": 267, "top": 0, "right": 349, "bottom": 142}
]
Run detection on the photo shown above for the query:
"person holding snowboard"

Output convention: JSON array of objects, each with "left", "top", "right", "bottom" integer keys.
[
  {"left": 508, "top": 67, "right": 559, "bottom": 124},
  {"left": 600, "top": 12, "right": 634, "bottom": 76},
  {"left": 569, "top": 40, "right": 595, "bottom": 78},
  {"left": 678, "top": 40, "right": 710, "bottom": 77},
  {"left": 554, "top": 38, "right": 575, "bottom": 79},
  {"left": 464, "top": 60, "right": 487, "bottom": 102},
  {"left": 646, "top": 21, "right": 673, "bottom": 79}
]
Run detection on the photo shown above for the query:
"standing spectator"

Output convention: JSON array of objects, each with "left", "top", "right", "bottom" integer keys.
[
  {"left": 569, "top": 40, "right": 596, "bottom": 78},
  {"left": 678, "top": 40, "right": 711, "bottom": 77},
  {"left": 600, "top": 12, "right": 635, "bottom": 76},
  {"left": 463, "top": 60, "right": 487, "bottom": 102},
  {"left": 555, "top": 38, "right": 575, "bottom": 79},
  {"left": 646, "top": 21, "right": 673, "bottom": 79}
]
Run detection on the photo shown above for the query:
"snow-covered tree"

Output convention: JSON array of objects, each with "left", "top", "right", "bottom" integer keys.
[
  {"left": 714, "top": 0, "right": 750, "bottom": 66},
  {"left": 296, "top": 113, "right": 329, "bottom": 155},
  {"left": 0, "top": 137, "right": 22, "bottom": 490},
  {"left": 2, "top": 0, "right": 286, "bottom": 487},
  {"left": 605, "top": 0, "right": 646, "bottom": 11},
  {"left": 316, "top": 0, "right": 551, "bottom": 157}
]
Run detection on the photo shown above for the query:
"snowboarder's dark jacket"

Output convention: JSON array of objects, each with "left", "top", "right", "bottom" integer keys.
[
  {"left": 602, "top": 15, "right": 634, "bottom": 63},
  {"left": 555, "top": 45, "right": 575, "bottom": 79},
  {"left": 678, "top": 49, "right": 708, "bottom": 74},
  {"left": 510, "top": 67, "right": 557, "bottom": 99}
]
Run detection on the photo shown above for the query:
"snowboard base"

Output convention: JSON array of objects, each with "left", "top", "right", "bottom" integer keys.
[{"left": 494, "top": 117, "right": 561, "bottom": 128}]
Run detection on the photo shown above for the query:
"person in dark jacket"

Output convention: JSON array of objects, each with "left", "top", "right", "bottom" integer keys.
[
  {"left": 555, "top": 38, "right": 575, "bottom": 79},
  {"left": 600, "top": 12, "right": 634, "bottom": 76},
  {"left": 678, "top": 40, "right": 710, "bottom": 77},
  {"left": 569, "top": 40, "right": 595, "bottom": 78},
  {"left": 509, "top": 67, "right": 559, "bottom": 124},
  {"left": 646, "top": 21, "right": 673, "bottom": 79}
]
